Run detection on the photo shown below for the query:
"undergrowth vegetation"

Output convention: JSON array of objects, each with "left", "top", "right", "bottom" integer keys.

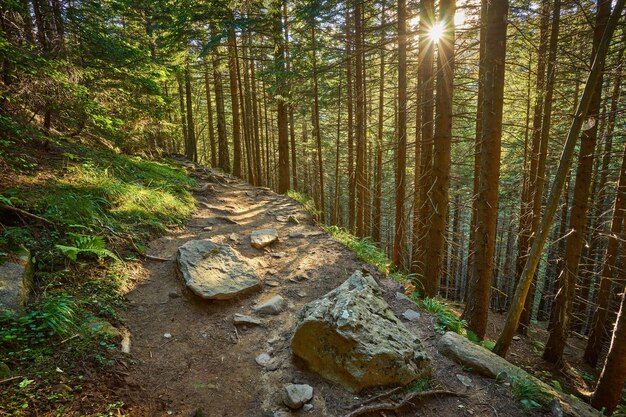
[{"left": 0, "top": 136, "right": 196, "bottom": 415}]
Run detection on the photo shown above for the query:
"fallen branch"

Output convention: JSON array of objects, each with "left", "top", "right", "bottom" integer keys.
[
  {"left": 344, "top": 390, "right": 464, "bottom": 417},
  {"left": 0, "top": 203, "right": 56, "bottom": 226},
  {"left": 0, "top": 376, "right": 24, "bottom": 384}
]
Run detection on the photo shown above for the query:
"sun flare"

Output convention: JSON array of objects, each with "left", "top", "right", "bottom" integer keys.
[{"left": 428, "top": 22, "right": 445, "bottom": 42}]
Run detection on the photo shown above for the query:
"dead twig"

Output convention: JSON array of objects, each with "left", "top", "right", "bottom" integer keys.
[
  {"left": 0, "top": 203, "right": 56, "bottom": 226},
  {"left": 60, "top": 333, "right": 80, "bottom": 344},
  {"left": 475, "top": 403, "right": 499, "bottom": 417},
  {"left": 344, "top": 390, "right": 464, "bottom": 417},
  {"left": 0, "top": 376, "right": 24, "bottom": 384}
]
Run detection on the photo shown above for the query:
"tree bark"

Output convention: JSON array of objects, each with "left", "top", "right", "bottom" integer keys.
[
  {"left": 422, "top": 0, "right": 455, "bottom": 297},
  {"left": 463, "top": 0, "right": 508, "bottom": 339},
  {"left": 392, "top": 0, "right": 407, "bottom": 266}
]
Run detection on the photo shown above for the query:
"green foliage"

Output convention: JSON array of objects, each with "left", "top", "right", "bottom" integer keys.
[
  {"left": 324, "top": 225, "right": 392, "bottom": 274},
  {"left": 405, "top": 375, "right": 431, "bottom": 393},
  {"left": 287, "top": 190, "right": 321, "bottom": 218},
  {"left": 510, "top": 376, "right": 552, "bottom": 412},
  {"left": 56, "top": 234, "right": 119, "bottom": 262},
  {"left": 418, "top": 298, "right": 466, "bottom": 334},
  {"left": 0, "top": 293, "right": 77, "bottom": 362},
  {"left": 12, "top": 145, "right": 196, "bottom": 237}
]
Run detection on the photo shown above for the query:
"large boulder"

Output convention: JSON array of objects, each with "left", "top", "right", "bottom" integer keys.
[
  {"left": 176, "top": 240, "right": 260, "bottom": 300},
  {"left": 437, "top": 331, "right": 599, "bottom": 417},
  {"left": 0, "top": 247, "right": 33, "bottom": 313},
  {"left": 291, "top": 270, "right": 428, "bottom": 393}
]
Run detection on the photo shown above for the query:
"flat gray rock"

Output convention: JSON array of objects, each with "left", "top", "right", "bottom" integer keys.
[
  {"left": 176, "top": 240, "right": 260, "bottom": 300},
  {"left": 253, "top": 295, "right": 286, "bottom": 315},
  {"left": 402, "top": 309, "right": 421, "bottom": 321},
  {"left": 0, "top": 248, "right": 33, "bottom": 313},
  {"left": 250, "top": 229, "right": 278, "bottom": 249},
  {"left": 292, "top": 271, "right": 428, "bottom": 393},
  {"left": 283, "top": 383, "right": 313, "bottom": 409}
]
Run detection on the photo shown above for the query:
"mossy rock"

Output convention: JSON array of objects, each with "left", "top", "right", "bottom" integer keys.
[
  {"left": 0, "top": 362, "right": 11, "bottom": 379},
  {"left": 85, "top": 318, "right": 121, "bottom": 338}
]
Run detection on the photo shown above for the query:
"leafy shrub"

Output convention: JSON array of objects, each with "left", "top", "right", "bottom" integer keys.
[
  {"left": 418, "top": 297, "right": 466, "bottom": 334},
  {"left": 56, "top": 233, "right": 118, "bottom": 262},
  {"left": 510, "top": 376, "right": 552, "bottom": 412}
]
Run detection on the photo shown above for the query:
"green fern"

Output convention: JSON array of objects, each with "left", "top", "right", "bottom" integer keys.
[{"left": 56, "top": 233, "right": 119, "bottom": 262}]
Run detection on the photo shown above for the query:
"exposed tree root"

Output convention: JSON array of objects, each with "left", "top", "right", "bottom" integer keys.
[{"left": 344, "top": 390, "right": 464, "bottom": 417}]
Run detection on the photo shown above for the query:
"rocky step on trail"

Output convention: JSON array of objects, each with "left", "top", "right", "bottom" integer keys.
[{"left": 114, "top": 161, "right": 591, "bottom": 417}]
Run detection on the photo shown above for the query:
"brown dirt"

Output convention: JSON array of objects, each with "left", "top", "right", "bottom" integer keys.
[{"left": 114, "top": 168, "right": 547, "bottom": 417}]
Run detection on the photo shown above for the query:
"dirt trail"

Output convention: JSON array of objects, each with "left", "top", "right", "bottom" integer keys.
[{"left": 117, "top": 169, "right": 537, "bottom": 417}]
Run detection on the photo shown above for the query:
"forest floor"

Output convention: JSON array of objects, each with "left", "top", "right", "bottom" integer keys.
[
  {"left": 107, "top": 163, "right": 559, "bottom": 417},
  {"left": 0, "top": 139, "right": 599, "bottom": 416}
]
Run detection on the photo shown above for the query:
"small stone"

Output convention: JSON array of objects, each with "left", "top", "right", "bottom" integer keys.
[
  {"left": 265, "top": 280, "right": 280, "bottom": 287},
  {"left": 233, "top": 314, "right": 262, "bottom": 326},
  {"left": 275, "top": 215, "right": 288, "bottom": 222},
  {"left": 402, "top": 309, "right": 421, "bottom": 321},
  {"left": 456, "top": 374, "right": 473, "bottom": 388},
  {"left": 168, "top": 292, "right": 180, "bottom": 299},
  {"left": 288, "top": 232, "right": 305, "bottom": 238},
  {"left": 395, "top": 292, "right": 413, "bottom": 302},
  {"left": 303, "top": 404, "right": 314, "bottom": 412},
  {"left": 164, "top": 333, "right": 172, "bottom": 338},
  {"left": 255, "top": 353, "right": 271, "bottom": 367},
  {"left": 513, "top": 335, "right": 521, "bottom": 341},
  {"left": 271, "top": 252, "right": 286, "bottom": 259},
  {"left": 297, "top": 291, "right": 306, "bottom": 298},
  {"left": 283, "top": 383, "right": 313, "bottom": 409},
  {"left": 202, "top": 226, "right": 213, "bottom": 231},
  {"left": 251, "top": 229, "right": 279, "bottom": 249},
  {"left": 253, "top": 295, "right": 286, "bottom": 315}
]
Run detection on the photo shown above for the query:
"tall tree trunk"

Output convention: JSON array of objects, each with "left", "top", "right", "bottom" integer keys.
[
  {"left": 227, "top": 24, "right": 242, "bottom": 177},
  {"left": 354, "top": 0, "right": 366, "bottom": 237},
  {"left": 492, "top": 0, "right": 624, "bottom": 357},
  {"left": 212, "top": 41, "right": 230, "bottom": 173},
  {"left": 584, "top": 143, "right": 626, "bottom": 366},
  {"left": 311, "top": 26, "right": 325, "bottom": 221},
  {"left": 463, "top": 0, "right": 508, "bottom": 339},
  {"left": 543, "top": 0, "right": 610, "bottom": 364},
  {"left": 413, "top": 0, "right": 436, "bottom": 277},
  {"left": 373, "top": 10, "right": 385, "bottom": 244},
  {"left": 590, "top": 277, "right": 626, "bottom": 414},
  {"left": 466, "top": 0, "right": 488, "bottom": 301},
  {"left": 177, "top": 72, "right": 188, "bottom": 153},
  {"left": 422, "top": 0, "right": 455, "bottom": 297},
  {"left": 392, "top": 0, "right": 407, "bottom": 266},
  {"left": 272, "top": 0, "right": 290, "bottom": 193},
  {"left": 184, "top": 63, "right": 197, "bottom": 162},
  {"left": 204, "top": 60, "right": 217, "bottom": 167},
  {"left": 333, "top": 79, "right": 342, "bottom": 226},
  {"left": 576, "top": 38, "right": 625, "bottom": 334},
  {"left": 517, "top": 0, "right": 550, "bottom": 333},
  {"left": 284, "top": 3, "right": 297, "bottom": 192},
  {"left": 346, "top": 3, "right": 355, "bottom": 232}
]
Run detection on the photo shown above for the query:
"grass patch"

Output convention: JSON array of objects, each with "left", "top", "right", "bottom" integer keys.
[
  {"left": 7, "top": 145, "right": 196, "bottom": 237},
  {"left": 510, "top": 375, "right": 552, "bottom": 412},
  {"left": 0, "top": 138, "right": 197, "bottom": 415}
]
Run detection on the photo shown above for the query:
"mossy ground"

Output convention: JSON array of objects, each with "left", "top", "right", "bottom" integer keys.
[{"left": 0, "top": 133, "right": 196, "bottom": 415}]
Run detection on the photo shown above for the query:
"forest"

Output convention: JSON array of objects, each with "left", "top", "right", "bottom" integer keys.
[{"left": 1, "top": 0, "right": 626, "bottom": 414}]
